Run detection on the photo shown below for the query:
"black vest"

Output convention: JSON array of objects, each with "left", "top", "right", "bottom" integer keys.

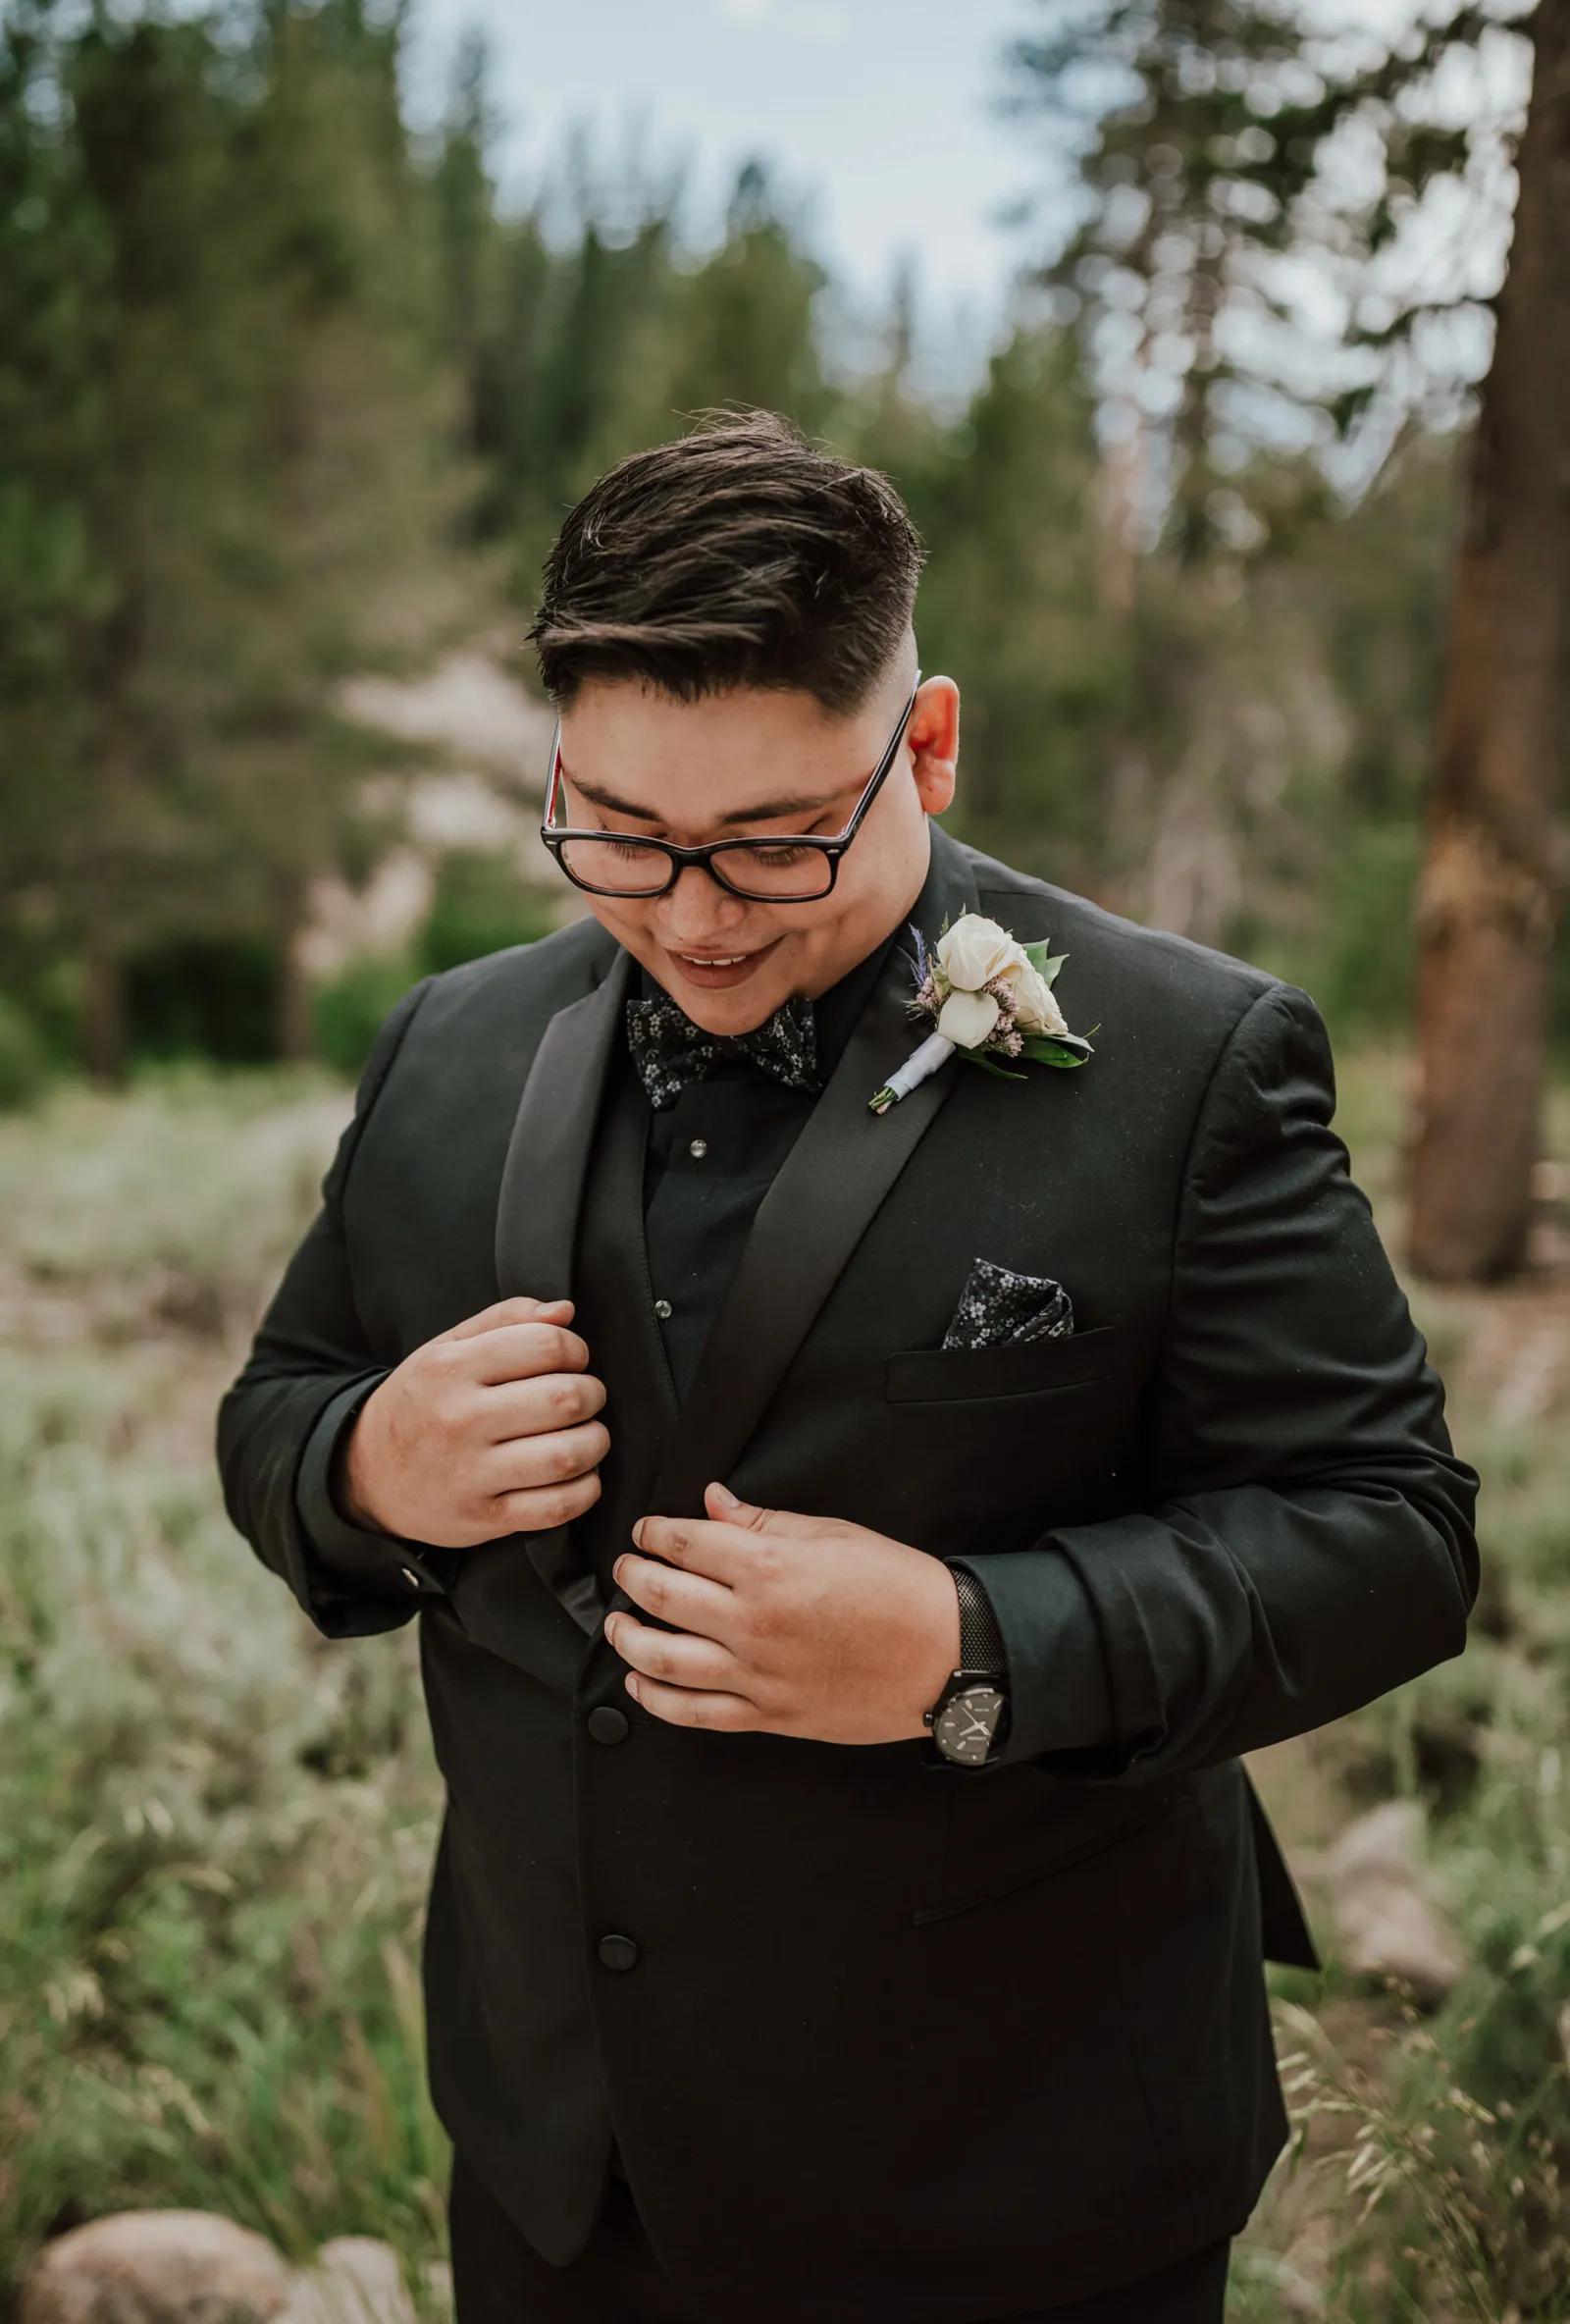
[{"left": 570, "top": 1070, "right": 677, "bottom": 1598}]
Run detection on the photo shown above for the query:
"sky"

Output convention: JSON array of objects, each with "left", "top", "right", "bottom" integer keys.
[{"left": 402, "top": 0, "right": 1054, "bottom": 373}]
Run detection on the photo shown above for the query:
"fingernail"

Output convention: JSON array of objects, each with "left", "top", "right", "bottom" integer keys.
[
  {"left": 631, "top": 1520, "right": 645, "bottom": 1549},
  {"left": 709, "top": 1481, "right": 740, "bottom": 1508},
  {"left": 625, "top": 1675, "right": 641, "bottom": 1702},
  {"left": 612, "top": 1557, "right": 626, "bottom": 1583},
  {"left": 604, "top": 1615, "right": 619, "bottom": 1647}
]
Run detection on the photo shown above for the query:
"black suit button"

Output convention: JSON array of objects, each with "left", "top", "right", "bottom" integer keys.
[
  {"left": 598, "top": 1933, "right": 639, "bottom": 1974},
  {"left": 588, "top": 1705, "right": 630, "bottom": 1746}
]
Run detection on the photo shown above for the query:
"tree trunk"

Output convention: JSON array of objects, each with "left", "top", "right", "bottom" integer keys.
[
  {"left": 80, "top": 940, "right": 127, "bottom": 1084},
  {"left": 1406, "top": 0, "right": 1570, "bottom": 1282}
]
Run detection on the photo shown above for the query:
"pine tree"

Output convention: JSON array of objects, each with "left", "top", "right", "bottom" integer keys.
[
  {"left": 1011, "top": 0, "right": 1569, "bottom": 1276},
  {"left": 894, "top": 326, "right": 1124, "bottom": 882},
  {"left": 0, "top": 0, "right": 475, "bottom": 1073},
  {"left": 668, "top": 162, "right": 834, "bottom": 436}
]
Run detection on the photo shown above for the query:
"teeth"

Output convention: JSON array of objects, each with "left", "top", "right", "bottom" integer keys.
[{"left": 683, "top": 954, "right": 749, "bottom": 967}]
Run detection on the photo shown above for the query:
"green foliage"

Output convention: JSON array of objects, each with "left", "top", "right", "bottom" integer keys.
[
  {"left": 417, "top": 850, "right": 553, "bottom": 978},
  {"left": 0, "top": 1076, "right": 447, "bottom": 2287},
  {"left": 0, "top": 0, "right": 475, "bottom": 1072},
  {"left": 0, "top": 0, "right": 1560, "bottom": 1092},
  {"left": 0, "top": 994, "right": 47, "bottom": 1111},
  {"left": 666, "top": 164, "right": 832, "bottom": 435},
  {"left": 312, "top": 956, "right": 417, "bottom": 1083},
  {"left": 1313, "top": 825, "right": 1422, "bottom": 1038},
  {"left": 446, "top": 136, "right": 834, "bottom": 585},
  {"left": 891, "top": 329, "right": 1128, "bottom": 879},
  {"left": 126, "top": 938, "right": 282, "bottom": 1067},
  {"left": 1020, "top": 1034, "right": 1091, "bottom": 1068},
  {"left": 310, "top": 851, "right": 554, "bottom": 1081}
]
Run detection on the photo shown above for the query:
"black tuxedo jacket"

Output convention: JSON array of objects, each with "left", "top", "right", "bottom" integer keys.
[{"left": 219, "top": 826, "right": 1478, "bottom": 2323}]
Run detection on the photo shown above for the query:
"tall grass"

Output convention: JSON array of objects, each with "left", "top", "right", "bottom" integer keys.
[
  {"left": 1234, "top": 1055, "right": 1570, "bottom": 2321},
  {"left": 0, "top": 1073, "right": 447, "bottom": 2296}
]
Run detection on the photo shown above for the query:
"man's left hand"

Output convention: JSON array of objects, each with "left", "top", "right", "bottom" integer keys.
[{"left": 607, "top": 1483, "right": 962, "bottom": 1744}]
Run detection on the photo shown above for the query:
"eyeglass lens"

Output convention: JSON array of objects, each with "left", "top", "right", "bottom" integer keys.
[{"left": 556, "top": 835, "right": 836, "bottom": 901}]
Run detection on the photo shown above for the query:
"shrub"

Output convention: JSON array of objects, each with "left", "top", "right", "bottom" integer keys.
[
  {"left": 417, "top": 850, "right": 552, "bottom": 977},
  {"left": 312, "top": 955, "right": 417, "bottom": 1081},
  {"left": 0, "top": 995, "right": 48, "bottom": 1111},
  {"left": 311, "top": 851, "right": 554, "bottom": 1080},
  {"left": 1315, "top": 822, "right": 1421, "bottom": 1038},
  {"left": 0, "top": 1078, "right": 446, "bottom": 2297},
  {"left": 125, "top": 937, "right": 281, "bottom": 1065}
]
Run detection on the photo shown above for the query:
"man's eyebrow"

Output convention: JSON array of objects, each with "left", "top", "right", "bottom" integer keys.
[{"left": 567, "top": 774, "right": 841, "bottom": 828}]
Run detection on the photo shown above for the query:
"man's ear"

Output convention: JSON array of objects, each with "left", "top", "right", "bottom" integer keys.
[{"left": 908, "top": 676, "right": 960, "bottom": 816}]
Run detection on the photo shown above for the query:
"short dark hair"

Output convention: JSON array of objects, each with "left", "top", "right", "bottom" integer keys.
[{"left": 529, "top": 410, "right": 924, "bottom": 714}]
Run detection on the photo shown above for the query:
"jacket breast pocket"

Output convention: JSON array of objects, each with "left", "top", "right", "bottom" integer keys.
[{"left": 883, "top": 1323, "right": 1122, "bottom": 1405}]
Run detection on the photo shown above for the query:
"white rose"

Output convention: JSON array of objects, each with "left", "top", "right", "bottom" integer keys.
[
  {"left": 936, "top": 987, "right": 1001, "bottom": 1049},
  {"left": 996, "top": 956, "right": 1068, "bottom": 1037},
  {"left": 934, "top": 915, "right": 1017, "bottom": 993}
]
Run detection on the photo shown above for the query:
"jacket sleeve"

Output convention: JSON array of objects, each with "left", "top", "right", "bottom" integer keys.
[
  {"left": 216, "top": 977, "right": 451, "bottom": 1639},
  {"left": 966, "top": 982, "right": 1480, "bottom": 1777}
]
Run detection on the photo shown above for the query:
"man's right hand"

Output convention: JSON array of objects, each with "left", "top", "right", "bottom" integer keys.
[{"left": 340, "top": 1297, "right": 609, "bottom": 1547}]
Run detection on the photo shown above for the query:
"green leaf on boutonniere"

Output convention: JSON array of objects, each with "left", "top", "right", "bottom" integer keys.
[
  {"left": 1020, "top": 1033, "right": 1093, "bottom": 1069},
  {"left": 1022, "top": 940, "right": 1069, "bottom": 987},
  {"left": 966, "top": 1048, "right": 1028, "bottom": 1082}
]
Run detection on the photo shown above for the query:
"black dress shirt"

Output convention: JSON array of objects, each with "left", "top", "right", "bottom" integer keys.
[{"left": 637, "top": 944, "right": 887, "bottom": 1404}]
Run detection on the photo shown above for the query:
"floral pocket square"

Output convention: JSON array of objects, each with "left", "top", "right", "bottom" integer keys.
[{"left": 942, "top": 1258, "right": 1074, "bottom": 1351}]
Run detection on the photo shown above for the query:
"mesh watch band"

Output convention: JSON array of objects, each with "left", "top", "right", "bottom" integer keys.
[{"left": 952, "top": 1563, "right": 1007, "bottom": 1678}]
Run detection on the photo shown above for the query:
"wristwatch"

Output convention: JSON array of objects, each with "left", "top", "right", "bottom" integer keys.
[{"left": 925, "top": 1566, "right": 1009, "bottom": 1768}]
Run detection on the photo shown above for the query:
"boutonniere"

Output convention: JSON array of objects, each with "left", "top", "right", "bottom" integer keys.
[{"left": 869, "top": 913, "right": 1094, "bottom": 1114}]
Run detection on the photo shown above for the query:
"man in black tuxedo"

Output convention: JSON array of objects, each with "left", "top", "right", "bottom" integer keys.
[{"left": 220, "top": 412, "right": 1478, "bottom": 2324}]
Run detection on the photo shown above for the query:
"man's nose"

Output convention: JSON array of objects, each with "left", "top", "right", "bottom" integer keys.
[{"left": 658, "top": 862, "right": 752, "bottom": 934}]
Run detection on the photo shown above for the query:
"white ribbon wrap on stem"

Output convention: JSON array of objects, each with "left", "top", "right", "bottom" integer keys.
[{"left": 868, "top": 1030, "right": 956, "bottom": 1115}]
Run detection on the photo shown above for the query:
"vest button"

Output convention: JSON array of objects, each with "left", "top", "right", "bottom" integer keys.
[
  {"left": 598, "top": 1933, "right": 639, "bottom": 1974},
  {"left": 588, "top": 1705, "right": 630, "bottom": 1746},
  {"left": 654, "top": 1297, "right": 672, "bottom": 1320}
]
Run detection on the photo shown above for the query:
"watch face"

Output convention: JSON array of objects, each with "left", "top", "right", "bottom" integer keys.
[{"left": 934, "top": 1683, "right": 1005, "bottom": 1767}]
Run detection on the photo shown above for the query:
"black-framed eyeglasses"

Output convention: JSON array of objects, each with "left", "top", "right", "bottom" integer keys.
[{"left": 539, "top": 679, "right": 921, "bottom": 904}]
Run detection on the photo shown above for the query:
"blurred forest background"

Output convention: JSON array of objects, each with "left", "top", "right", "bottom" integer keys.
[
  {"left": 2, "top": 0, "right": 1561, "bottom": 1124},
  {"left": 3, "top": 0, "right": 1570, "bottom": 2318}
]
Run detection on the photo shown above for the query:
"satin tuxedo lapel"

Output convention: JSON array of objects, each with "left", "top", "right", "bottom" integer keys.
[
  {"left": 650, "top": 832, "right": 981, "bottom": 1519},
  {"left": 460, "top": 943, "right": 632, "bottom": 1646},
  {"left": 494, "top": 944, "right": 632, "bottom": 1305}
]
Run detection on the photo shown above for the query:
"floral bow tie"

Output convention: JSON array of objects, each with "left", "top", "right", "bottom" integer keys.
[{"left": 625, "top": 992, "right": 820, "bottom": 1112}]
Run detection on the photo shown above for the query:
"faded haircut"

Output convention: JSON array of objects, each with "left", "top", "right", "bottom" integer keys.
[{"left": 529, "top": 410, "right": 924, "bottom": 714}]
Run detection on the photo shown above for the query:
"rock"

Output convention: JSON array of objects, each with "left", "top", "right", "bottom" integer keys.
[
  {"left": 20, "top": 2212, "right": 289, "bottom": 2324},
  {"left": 280, "top": 2241, "right": 415, "bottom": 2324},
  {"left": 1324, "top": 1800, "right": 1465, "bottom": 2007}
]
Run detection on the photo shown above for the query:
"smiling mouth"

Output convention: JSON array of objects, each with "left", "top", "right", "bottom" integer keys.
[{"left": 667, "top": 938, "right": 783, "bottom": 986}]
